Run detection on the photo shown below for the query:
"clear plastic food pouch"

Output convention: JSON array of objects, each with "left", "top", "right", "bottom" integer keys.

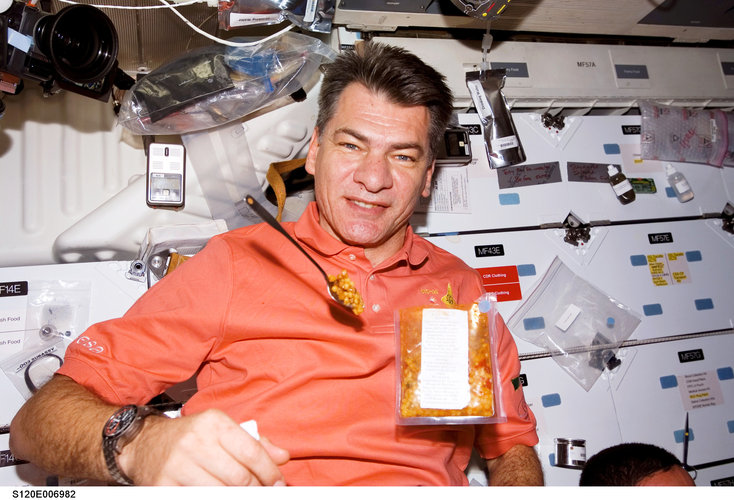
[
  {"left": 1, "top": 337, "right": 66, "bottom": 400},
  {"left": 507, "top": 257, "right": 641, "bottom": 391},
  {"left": 640, "top": 100, "right": 734, "bottom": 167},
  {"left": 396, "top": 294, "right": 505, "bottom": 425},
  {"left": 24, "top": 281, "right": 91, "bottom": 350},
  {"left": 117, "top": 32, "right": 335, "bottom": 135},
  {"left": 465, "top": 69, "right": 526, "bottom": 169},
  {"left": 218, "top": 0, "right": 335, "bottom": 34}
]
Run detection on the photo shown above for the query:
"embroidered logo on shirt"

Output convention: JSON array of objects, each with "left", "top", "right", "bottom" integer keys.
[
  {"left": 74, "top": 335, "right": 105, "bottom": 354},
  {"left": 441, "top": 283, "right": 456, "bottom": 306}
]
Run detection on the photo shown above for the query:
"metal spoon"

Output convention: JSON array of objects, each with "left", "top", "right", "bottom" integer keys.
[{"left": 244, "top": 195, "right": 363, "bottom": 314}]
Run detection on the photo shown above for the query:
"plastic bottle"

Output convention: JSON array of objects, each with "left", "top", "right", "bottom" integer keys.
[
  {"left": 665, "top": 163, "right": 694, "bottom": 203},
  {"left": 607, "top": 165, "right": 635, "bottom": 205}
]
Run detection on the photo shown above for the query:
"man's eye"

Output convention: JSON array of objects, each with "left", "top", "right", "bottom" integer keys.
[
  {"left": 342, "top": 143, "right": 359, "bottom": 150},
  {"left": 395, "top": 154, "right": 415, "bottom": 162}
]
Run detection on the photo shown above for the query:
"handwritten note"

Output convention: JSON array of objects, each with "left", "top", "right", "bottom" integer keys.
[
  {"left": 497, "top": 162, "right": 562, "bottom": 189},
  {"left": 567, "top": 162, "right": 620, "bottom": 183}
]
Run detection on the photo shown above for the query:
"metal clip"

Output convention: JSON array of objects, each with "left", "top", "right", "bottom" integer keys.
[
  {"left": 541, "top": 111, "right": 566, "bottom": 131},
  {"left": 721, "top": 202, "right": 734, "bottom": 235},
  {"left": 563, "top": 212, "right": 591, "bottom": 247}
]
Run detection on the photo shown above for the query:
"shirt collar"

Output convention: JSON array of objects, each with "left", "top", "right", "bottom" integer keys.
[{"left": 294, "top": 202, "right": 430, "bottom": 268}]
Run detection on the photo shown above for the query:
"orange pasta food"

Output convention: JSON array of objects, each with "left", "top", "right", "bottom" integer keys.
[
  {"left": 398, "top": 304, "right": 495, "bottom": 420},
  {"left": 328, "top": 270, "right": 364, "bottom": 315}
]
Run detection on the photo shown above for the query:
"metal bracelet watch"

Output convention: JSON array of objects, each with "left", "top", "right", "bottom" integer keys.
[{"left": 102, "top": 404, "right": 161, "bottom": 485}]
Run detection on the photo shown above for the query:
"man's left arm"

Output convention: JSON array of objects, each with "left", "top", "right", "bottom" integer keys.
[{"left": 486, "top": 444, "right": 544, "bottom": 486}]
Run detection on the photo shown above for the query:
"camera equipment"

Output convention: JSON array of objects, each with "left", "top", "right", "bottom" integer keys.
[{"left": 1, "top": 1, "right": 128, "bottom": 101}]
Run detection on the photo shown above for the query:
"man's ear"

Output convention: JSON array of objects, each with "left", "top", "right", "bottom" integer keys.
[
  {"left": 420, "top": 161, "right": 436, "bottom": 198},
  {"left": 304, "top": 128, "right": 320, "bottom": 176}
]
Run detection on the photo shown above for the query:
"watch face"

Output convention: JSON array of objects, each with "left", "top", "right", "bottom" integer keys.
[{"left": 104, "top": 406, "right": 138, "bottom": 438}]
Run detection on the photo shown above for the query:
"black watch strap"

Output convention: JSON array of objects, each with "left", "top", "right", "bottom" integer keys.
[{"left": 102, "top": 405, "right": 161, "bottom": 486}]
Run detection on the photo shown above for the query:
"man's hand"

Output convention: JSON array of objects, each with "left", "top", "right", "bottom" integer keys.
[
  {"left": 486, "top": 444, "right": 544, "bottom": 486},
  {"left": 10, "top": 375, "right": 289, "bottom": 486},
  {"left": 120, "top": 409, "right": 290, "bottom": 485}
]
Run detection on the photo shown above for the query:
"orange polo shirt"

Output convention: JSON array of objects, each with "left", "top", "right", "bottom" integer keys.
[{"left": 59, "top": 202, "right": 538, "bottom": 485}]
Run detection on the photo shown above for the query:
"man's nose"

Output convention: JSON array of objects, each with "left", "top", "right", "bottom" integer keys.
[{"left": 353, "top": 153, "right": 393, "bottom": 192}]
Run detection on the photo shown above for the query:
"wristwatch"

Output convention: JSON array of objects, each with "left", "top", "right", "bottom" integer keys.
[{"left": 102, "top": 405, "right": 160, "bottom": 485}]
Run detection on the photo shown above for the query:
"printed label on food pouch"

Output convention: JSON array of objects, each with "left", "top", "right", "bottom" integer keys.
[
  {"left": 419, "top": 308, "right": 471, "bottom": 409},
  {"left": 466, "top": 80, "right": 493, "bottom": 120},
  {"left": 491, "top": 135, "right": 520, "bottom": 152}
]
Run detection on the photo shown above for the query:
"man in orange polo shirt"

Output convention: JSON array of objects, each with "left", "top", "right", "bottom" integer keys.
[{"left": 10, "top": 41, "right": 543, "bottom": 486}]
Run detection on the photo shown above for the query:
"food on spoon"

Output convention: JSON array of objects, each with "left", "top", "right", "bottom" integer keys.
[{"left": 328, "top": 270, "right": 364, "bottom": 315}]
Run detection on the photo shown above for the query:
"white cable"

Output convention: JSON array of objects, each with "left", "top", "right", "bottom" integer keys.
[
  {"left": 58, "top": 0, "right": 204, "bottom": 9},
  {"left": 57, "top": 0, "right": 295, "bottom": 47},
  {"left": 157, "top": 0, "right": 295, "bottom": 47}
]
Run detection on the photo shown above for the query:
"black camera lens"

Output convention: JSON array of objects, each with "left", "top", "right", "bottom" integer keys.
[{"left": 35, "top": 4, "right": 118, "bottom": 84}]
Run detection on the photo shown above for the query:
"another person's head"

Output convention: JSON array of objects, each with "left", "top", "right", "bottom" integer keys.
[
  {"left": 306, "top": 41, "right": 453, "bottom": 263},
  {"left": 579, "top": 442, "right": 695, "bottom": 486}
]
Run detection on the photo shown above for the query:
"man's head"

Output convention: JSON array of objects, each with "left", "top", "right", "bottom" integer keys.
[
  {"left": 305, "top": 42, "right": 453, "bottom": 265},
  {"left": 579, "top": 443, "right": 695, "bottom": 486},
  {"left": 315, "top": 41, "right": 453, "bottom": 166}
]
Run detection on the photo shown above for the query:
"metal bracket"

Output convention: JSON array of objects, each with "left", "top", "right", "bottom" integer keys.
[
  {"left": 541, "top": 111, "right": 566, "bottom": 131},
  {"left": 127, "top": 250, "right": 172, "bottom": 284},
  {"left": 562, "top": 212, "right": 591, "bottom": 247},
  {"left": 721, "top": 202, "right": 734, "bottom": 235}
]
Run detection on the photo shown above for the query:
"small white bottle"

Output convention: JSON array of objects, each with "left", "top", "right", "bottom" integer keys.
[{"left": 665, "top": 163, "right": 694, "bottom": 203}]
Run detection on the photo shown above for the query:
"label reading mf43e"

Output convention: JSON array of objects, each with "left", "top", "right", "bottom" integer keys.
[{"left": 647, "top": 252, "right": 691, "bottom": 286}]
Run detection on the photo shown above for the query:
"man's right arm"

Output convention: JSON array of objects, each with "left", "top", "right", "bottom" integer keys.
[{"left": 9, "top": 374, "right": 289, "bottom": 485}]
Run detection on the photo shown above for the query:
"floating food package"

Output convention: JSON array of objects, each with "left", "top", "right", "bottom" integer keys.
[{"left": 396, "top": 296, "right": 505, "bottom": 425}]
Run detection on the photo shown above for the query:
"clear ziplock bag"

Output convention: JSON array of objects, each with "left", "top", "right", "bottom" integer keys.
[
  {"left": 117, "top": 32, "right": 335, "bottom": 135},
  {"left": 1, "top": 337, "right": 66, "bottom": 400},
  {"left": 507, "top": 257, "right": 641, "bottom": 391},
  {"left": 396, "top": 294, "right": 505, "bottom": 425},
  {"left": 23, "top": 281, "right": 91, "bottom": 350}
]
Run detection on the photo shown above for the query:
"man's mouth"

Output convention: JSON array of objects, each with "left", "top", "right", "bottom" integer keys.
[{"left": 353, "top": 200, "right": 379, "bottom": 209}]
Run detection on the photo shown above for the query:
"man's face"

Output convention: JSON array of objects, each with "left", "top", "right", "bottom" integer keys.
[{"left": 305, "top": 83, "right": 434, "bottom": 264}]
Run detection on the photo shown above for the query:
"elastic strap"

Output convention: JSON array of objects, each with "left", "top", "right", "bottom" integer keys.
[{"left": 266, "top": 158, "right": 307, "bottom": 221}]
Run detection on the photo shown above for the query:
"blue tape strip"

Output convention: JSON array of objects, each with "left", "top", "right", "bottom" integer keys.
[
  {"left": 517, "top": 264, "right": 536, "bottom": 277},
  {"left": 717, "top": 367, "right": 734, "bottom": 381},
  {"left": 694, "top": 298, "right": 714, "bottom": 310},
  {"left": 630, "top": 254, "right": 647, "bottom": 266},
  {"left": 499, "top": 193, "right": 520, "bottom": 205},
  {"left": 541, "top": 393, "right": 562, "bottom": 407},
  {"left": 665, "top": 187, "right": 676, "bottom": 198},
  {"left": 603, "top": 144, "right": 621, "bottom": 155},
  {"left": 674, "top": 428, "right": 694, "bottom": 443},
  {"left": 643, "top": 303, "right": 663, "bottom": 316},
  {"left": 685, "top": 250, "right": 702, "bottom": 262},
  {"left": 660, "top": 375, "right": 678, "bottom": 389},
  {"left": 727, "top": 421, "right": 734, "bottom": 434},
  {"left": 523, "top": 317, "right": 545, "bottom": 330}
]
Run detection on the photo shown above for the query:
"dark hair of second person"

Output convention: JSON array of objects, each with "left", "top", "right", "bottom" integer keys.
[{"left": 579, "top": 442, "right": 695, "bottom": 486}]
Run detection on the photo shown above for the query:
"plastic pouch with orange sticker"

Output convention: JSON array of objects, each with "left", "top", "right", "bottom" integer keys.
[{"left": 395, "top": 294, "right": 507, "bottom": 425}]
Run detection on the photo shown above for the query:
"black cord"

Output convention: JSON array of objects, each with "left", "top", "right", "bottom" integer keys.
[{"left": 23, "top": 353, "right": 63, "bottom": 394}]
